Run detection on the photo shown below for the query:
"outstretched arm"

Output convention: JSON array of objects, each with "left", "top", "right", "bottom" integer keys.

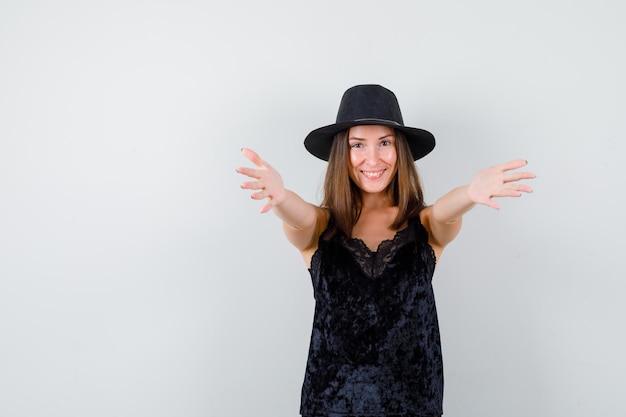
[
  {"left": 236, "top": 148, "right": 326, "bottom": 251},
  {"left": 422, "top": 159, "right": 536, "bottom": 253}
]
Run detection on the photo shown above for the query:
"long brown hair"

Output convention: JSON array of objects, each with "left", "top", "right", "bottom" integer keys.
[{"left": 321, "top": 128, "right": 427, "bottom": 239}]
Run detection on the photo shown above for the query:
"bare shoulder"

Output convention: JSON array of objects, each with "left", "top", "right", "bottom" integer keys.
[
  {"left": 419, "top": 205, "right": 434, "bottom": 231},
  {"left": 419, "top": 206, "right": 444, "bottom": 261},
  {"left": 280, "top": 205, "right": 328, "bottom": 267},
  {"left": 419, "top": 205, "right": 437, "bottom": 243},
  {"left": 298, "top": 207, "right": 329, "bottom": 268}
]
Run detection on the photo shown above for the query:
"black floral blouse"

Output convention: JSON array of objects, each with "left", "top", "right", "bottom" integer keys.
[{"left": 300, "top": 216, "right": 443, "bottom": 417}]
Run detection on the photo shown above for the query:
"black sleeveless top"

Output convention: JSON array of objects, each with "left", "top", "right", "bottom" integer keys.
[{"left": 300, "top": 216, "right": 443, "bottom": 417}]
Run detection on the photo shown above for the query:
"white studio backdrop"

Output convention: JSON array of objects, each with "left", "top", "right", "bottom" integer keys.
[{"left": 0, "top": 1, "right": 624, "bottom": 416}]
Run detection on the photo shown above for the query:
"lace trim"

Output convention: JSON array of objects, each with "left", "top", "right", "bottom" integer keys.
[{"left": 344, "top": 222, "right": 415, "bottom": 279}]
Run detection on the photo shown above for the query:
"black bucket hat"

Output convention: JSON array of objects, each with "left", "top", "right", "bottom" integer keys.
[{"left": 304, "top": 84, "right": 435, "bottom": 161}]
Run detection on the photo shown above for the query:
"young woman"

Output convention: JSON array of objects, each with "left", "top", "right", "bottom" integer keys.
[{"left": 237, "top": 85, "right": 535, "bottom": 417}]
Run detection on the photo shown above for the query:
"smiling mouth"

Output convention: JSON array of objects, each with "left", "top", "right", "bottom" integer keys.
[{"left": 361, "top": 169, "right": 385, "bottom": 180}]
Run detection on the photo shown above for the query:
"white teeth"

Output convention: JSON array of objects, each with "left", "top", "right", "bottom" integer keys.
[{"left": 362, "top": 170, "right": 384, "bottom": 179}]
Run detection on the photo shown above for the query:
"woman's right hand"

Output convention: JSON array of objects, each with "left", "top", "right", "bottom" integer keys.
[{"left": 236, "top": 148, "right": 287, "bottom": 213}]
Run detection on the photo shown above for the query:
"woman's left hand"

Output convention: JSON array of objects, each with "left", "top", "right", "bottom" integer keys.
[{"left": 467, "top": 159, "right": 536, "bottom": 210}]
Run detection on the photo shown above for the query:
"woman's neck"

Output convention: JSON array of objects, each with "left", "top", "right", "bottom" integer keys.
[{"left": 359, "top": 190, "right": 393, "bottom": 210}]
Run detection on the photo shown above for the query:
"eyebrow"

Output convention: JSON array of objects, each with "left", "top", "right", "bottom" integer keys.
[{"left": 348, "top": 134, "right": 395, "bottom": 141}]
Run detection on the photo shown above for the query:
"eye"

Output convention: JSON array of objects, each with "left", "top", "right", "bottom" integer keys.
[
  {"left": 350, "top": 142, "right": 363, "bottom": 149},
  {"left": 381, "top": 140, "right": 392, "bottom": 147}
]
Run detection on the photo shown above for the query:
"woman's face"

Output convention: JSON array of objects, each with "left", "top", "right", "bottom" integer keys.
[{"left": 347, "top": 125, "right": 397, "bottom": 195}]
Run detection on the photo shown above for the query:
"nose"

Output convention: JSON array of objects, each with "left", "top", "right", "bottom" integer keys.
[{"left": 364, "top": 146, "right": 380, "bottom": 165}]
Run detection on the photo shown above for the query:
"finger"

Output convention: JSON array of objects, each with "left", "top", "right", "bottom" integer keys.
[
  {"left": 500, "top": 159, "right": 528, "bottom": 172},
  {"left": 493, "top": 183, "right": 533, "bottom": 197},
  {"left": 511, "top": 183, "right": 533, "bottom": 193},
  {"left": 251, "top": 189, "right": 269, "bottom": 200},
  {"left": 472, "top": 194, "right": 500, "bottom": 210},
  {"left": 259, "top": 202, "right": 273, "bottom": 214},
  {"left": 241, "top": 148, "right": 267, "bottom": 168},
  {"left": 236, "top": 166, "right": 261, "bottom": 179},
  {"left": 482, "top": 198, "right": 501, "bottom": 210},
  {"left": 240, "top": 180, "right": 264, "bottom": 190},
  {"left": 503, "top": 171, "right": 537, "bottom": 183},
  {"left": 492, "top": 189, "right": 523, "bottom": 198},
  {"left": 490, "top": 183, "right": 523, "bottom": 197},
  {"left": 502, "top": 180, "right": 533, "bottom": 193}
]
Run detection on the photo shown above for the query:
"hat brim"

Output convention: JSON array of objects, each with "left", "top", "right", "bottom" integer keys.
[{"left": 304, "top": 119, "right": 435, "bottom": 161}]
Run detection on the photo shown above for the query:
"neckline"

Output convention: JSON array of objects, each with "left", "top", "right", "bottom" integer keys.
[
  {"left": 342, "top": 219, "right": 415, "bottom": 279},
  {"left": 347, "top": 219, "right": 413, "bottom": 254}
]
